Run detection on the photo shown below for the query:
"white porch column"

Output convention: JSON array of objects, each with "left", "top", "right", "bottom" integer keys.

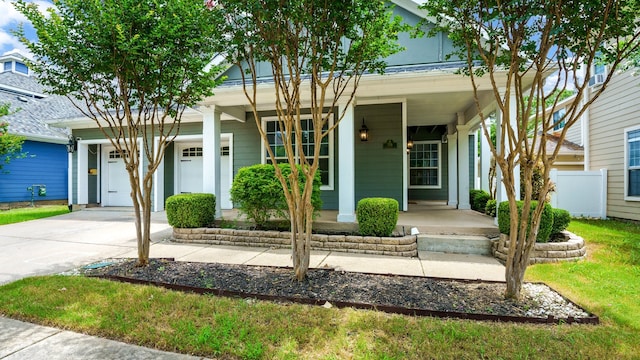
[
  {"left": 447, "top": 128, "right": 458, "bottom": 207},
  {"left": 480, "top": 128, "right": 491, "bottom": 192},
  {"left": 337, "top": 102, "right": 356, "bottom": 222},
  {"left": 203, "top": 106, "right": 222, "bottom": 218},
  {"left": 77, "top": 142, "right": 88, "bottom": 205},
  {"left": 457, "top": 122, "right": 471, "bottom": 210},
  {"left": 67, "top": 152, "right": 73, "bottom": 206}
]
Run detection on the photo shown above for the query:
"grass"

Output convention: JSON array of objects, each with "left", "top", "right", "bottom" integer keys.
[
  {"left": 0, "top": 218, "right": 638, "bottom": 359},
  {"left": 0, "top": 205, "right": 70, "bottom": 225}
]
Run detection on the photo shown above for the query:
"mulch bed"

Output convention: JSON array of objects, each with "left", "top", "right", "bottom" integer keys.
[{"left": 85, "top": 258, "right": 598, "bottom": 325}]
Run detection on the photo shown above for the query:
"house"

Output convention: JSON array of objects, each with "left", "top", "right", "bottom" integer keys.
[
  {"left": 577, "top": 67, "right": 640, "bottom": 221},
  {"left": 46, "top": 0, "right": 537, "bottom": 221},
  {"left": 0, "top": 50, "right": 70, "bottom": 206}
]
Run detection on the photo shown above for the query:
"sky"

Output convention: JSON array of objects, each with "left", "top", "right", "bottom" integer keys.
[{"left": 0, "top": 0, "right": 52, "bottom": 56}]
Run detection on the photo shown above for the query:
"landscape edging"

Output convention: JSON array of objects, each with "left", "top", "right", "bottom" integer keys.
[{"left": 492, "top": 230, "right": 587, "bottom": 264}]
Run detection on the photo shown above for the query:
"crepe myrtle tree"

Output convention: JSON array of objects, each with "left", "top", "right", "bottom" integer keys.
[
  {"left": 421, "top": 0, "right": 640, "bottom": 299},
  {"left": 208, "top": 0, "right": 406, "bottom": 280},
  {"left": 16, "top": 0, "right": 227, "bottom": 266},
  {"left": 0, "top": 103, "right": 26, "bottom": 172}
]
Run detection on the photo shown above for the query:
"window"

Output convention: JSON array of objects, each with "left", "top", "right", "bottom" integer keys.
[
  {"left": 409, "top": 141, "right": 441, "bottom": 188},
  {"left": 182, "top": 147, "right": 203, "bottom": 157},
  {"left": 262, "top": 115, "right": 333, "bottom": 189},
  {"left": 15, "top": 62, "right": 28, "bottom": 75},
  {"left": 626, "top": 127, "right": 640, "bottom": 200},
  {"left": 553, "top": 108, "right": 566, "bottom": 131}
]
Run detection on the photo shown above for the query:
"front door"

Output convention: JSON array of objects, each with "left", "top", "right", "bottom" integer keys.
[{"left": 178, "top": 144, "right": 204, "bottom": 194}]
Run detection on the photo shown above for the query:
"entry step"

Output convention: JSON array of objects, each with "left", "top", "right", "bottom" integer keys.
[{"left": 417, "top": 234, "right": 493, "bottom": 256}]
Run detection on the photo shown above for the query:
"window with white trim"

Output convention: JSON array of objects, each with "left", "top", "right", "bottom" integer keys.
[
  {"left": 263, "top": 116, "right": 333, "bottom": 189},
  {"left": 553, "top": 108, "right": 566, "bottom": 131},
  {"left": 626, "top": 127, "right": 640, "bottom": 199},
  {"left": 409, "top": 141, "right": 441, "bottom": 188},
  {"left": 15, "top": 62, "right": 28, "bottom": 75}
]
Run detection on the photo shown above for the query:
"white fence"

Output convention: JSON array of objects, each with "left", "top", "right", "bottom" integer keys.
[{"left": 549, "top": 169, "right": 607, "bottom": 219}]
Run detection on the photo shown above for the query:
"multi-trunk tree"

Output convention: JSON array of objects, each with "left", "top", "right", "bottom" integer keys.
[
  {"left": 421, "top": 0, "right": 640, "bottom": 299},
  {"left": 17, "top": 0, "right": 227, "bottom": 265},
  {"left": 211, "top": 0, "right": 406, "bottom": 280}
]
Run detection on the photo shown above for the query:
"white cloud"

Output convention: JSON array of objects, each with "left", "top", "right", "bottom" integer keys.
[{"left": 0, "top": 0, "right": 53, "bottom": 55}]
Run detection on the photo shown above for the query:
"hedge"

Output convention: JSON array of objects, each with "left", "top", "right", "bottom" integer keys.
[
  {"left": 551, "top": 208, "right": 571, "bottom": 235},
  {"left": 497, "top": 200, "right": 553, "bottom": 243},
  {"left": 356, "top": 198, "right": 399, "bottom": 237},
  {"left": 166, "top": 193, "right": 216, "bottom": 228},
  {"left": 230, "top": 163, "right": 322, "bottom": 228},
  {"left": 485, "top": 199, "right": 497, "bottom": 217},
  {"left": 470, "top": 189, "right": 492, "bottom": 212}
]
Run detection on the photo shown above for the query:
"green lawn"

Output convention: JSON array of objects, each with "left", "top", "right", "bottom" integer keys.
[
  {"left": 0, "top": 218, "right": 638, "bottom": 359},
  {"left": 0, "top": 205, "right": 70, "bottom": 225}
]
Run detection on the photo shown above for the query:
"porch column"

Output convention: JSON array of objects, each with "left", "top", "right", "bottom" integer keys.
[
  {"left": 447, "top": 127, "right": 458, "bottom": 207},
  {"left": 337, "top": 102, "right": 356, "bottom": 222},
  {"left": 480, "top": 128, "right": 491, "bottom": 192},
  {"left": 203, "top": 105, "right": 222, "bottom": 218},
  {"left": 457, "top": 121, "right": 471, "bottom": 210},
  {"left": 67, "top": 152, "right": 73, "bottom": 206},
  {"left": 77, "top": 142, "right": 88, "bottom": 205}
]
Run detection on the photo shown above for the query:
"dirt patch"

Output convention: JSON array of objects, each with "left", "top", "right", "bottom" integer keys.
[{"left": 85, "top": 259, "right": 597, "bottom": 324}]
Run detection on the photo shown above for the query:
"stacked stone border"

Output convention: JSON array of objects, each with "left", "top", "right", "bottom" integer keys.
[
  {"left": 492, "top": 231, "right": 587, "bottom": 264},
  {"left": 173, "top": 228, "right": 418, "bottom": 257}
]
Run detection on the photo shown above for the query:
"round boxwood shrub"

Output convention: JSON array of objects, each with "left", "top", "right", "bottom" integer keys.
[
  {"left": 485, "top": 199, "right": 497, "bottom": 217},
  {"left": 230, "top": 163, "right": 322, "bottom": 228},
  {"left": 471, "top": 189, "right": 492, "bottom": 212},
  {"left": 551, "top": 208, "right": 571, "bottom": 235},
  {"left": 497, "top": 200, "right": 553, "bottom": 243},
  {"left": 166, "top": 193, "right": 216, "bottom": 228},
  {"left": 356, "top": 197, "right": 399, "bottom": 237}
]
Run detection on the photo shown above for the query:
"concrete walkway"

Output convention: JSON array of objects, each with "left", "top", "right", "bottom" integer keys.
[{"left": 0, "top": 208, "right": 504, "bottom": 359}]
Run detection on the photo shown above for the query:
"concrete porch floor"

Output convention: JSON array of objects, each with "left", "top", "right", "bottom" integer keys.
[{"left": 220, "top": 200, "right": 499, "bottom": 237}]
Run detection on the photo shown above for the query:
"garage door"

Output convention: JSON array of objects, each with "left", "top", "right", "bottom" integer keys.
[
  {"left": 104, "top": 147, "right": 133, "bottom": 207},
  {"left": 177, "top": 142, "right": 232, "bottom": 209}
]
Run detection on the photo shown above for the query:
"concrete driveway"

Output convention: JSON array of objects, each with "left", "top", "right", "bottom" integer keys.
[{"left": 0, "top": 208, "right": 172, "bottom": 285}]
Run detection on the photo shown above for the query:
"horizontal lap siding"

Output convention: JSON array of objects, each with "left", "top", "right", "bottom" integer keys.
[
  {"left": 588, "top": 71, "right": 640, "bottom": 221},
  {"left": 355, "top": 103, "right": 403, "bottom": 205},
  {"left": 0, "top": 141, "right": 68, "bottom": 202}
]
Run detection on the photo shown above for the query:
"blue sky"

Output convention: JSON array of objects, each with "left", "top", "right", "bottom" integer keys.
[{"left": 0, "top": 0, "right": 52, "bottom": 56}]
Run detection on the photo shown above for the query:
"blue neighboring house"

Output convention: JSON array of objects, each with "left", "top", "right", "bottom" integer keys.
[{"left": 0, "top": 50, "right": 71, "bottom": 206}]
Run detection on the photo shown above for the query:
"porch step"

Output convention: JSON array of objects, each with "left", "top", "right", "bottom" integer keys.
[{"left": 417, "top": 234, "right": 493, "bottom": 256}]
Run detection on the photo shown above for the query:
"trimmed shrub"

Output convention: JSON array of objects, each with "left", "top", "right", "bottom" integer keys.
[
  {"left": 166, "top": 193, "right": 216, "bottom": 228},
  {"left": 356, "top": 197, "right": 399, "bottom": 237},
  {"left": 485, "top": 199, "right": 497, "bottom": 217},
  {"left": 498, "top": 200, "right": 553, "bottom": 243},
  {"left": 471, "top": 189, "right": 492, "bottom": 212},
  {"left": 230, "top": 163, "right": 322, "bottom": 228},
  {"left": 551, "top": 208, "right": 571, "bottom": 235}
]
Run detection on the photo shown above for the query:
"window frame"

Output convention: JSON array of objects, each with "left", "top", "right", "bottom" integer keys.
[
  {"left": 408, "top": 140, "right": 442, "bottom": 190},
  {"left": 552, "top": 108, "right": 566, "bottom": 131},
  {"left": 14, "top": 62, "right": 29, "bottom": 75},
  {"left": 624, "top": 125, "right": 640, "bottom": 201},
  {"left": 261, "top": 114, "right": 334, "bottom": 191}
]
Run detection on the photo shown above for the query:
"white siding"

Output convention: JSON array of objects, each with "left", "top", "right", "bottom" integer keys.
[{"left": 588, "top": 70, "right": 640, "bottom": 221}]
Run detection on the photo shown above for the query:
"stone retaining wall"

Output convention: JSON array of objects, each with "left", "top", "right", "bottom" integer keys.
[
  {"left": 173, "top": 228, "right": 418, "bottom": 257},
  {"left": 492, "top": 231, "right": 587, "bottom": 264}
]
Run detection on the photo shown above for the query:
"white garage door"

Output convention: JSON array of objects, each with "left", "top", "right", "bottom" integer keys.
[
  {"left": 177, "top": 142, "right": 232, "bottom": 209},
  {"left": 103, "top": 147, "right": 133, "bottom": 207}
]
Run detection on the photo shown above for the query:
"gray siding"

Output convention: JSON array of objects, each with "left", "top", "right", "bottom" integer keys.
[
  {"left": 355, "top": 103, "right": 403, "bottom": 204},
  {"left": 564, "top": 117, "right": 583, "bottom": 146},
  {"left": 588, "top": 70, "right": 640, "bottom": 221}
]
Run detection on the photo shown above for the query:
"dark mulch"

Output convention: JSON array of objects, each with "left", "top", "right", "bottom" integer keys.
[{"left": 85, "top": 258, "right": 596, "bottom": 324}]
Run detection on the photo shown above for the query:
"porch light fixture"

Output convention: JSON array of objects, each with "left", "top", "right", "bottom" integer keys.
[
  {"left": 66, "top": 136, "right": 77, "bottom": 154},
  {"left": 359, "top": 117, "right": 369, "bottom": 141}
]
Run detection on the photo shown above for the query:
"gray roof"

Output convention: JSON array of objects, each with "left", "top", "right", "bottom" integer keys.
[{"left": 0, "top": 71, "right": 77, "bottom": 142}]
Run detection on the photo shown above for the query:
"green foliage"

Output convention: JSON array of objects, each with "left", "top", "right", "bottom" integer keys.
[
  {"left": 520, "top": 160, "right": 548, "bottom": 201},
  {"left": 356, "top": 198, "right": 398, "bottom": 237},
  {"left": 498, "top": 201, "right": 553, "bottom": 243},
  {"left": 0, "top": 104, "right": 26, "bottom": 171},
  {"left": 230, "top": 164, "right": 322, "bottom": 228},
  {"left": 470, "top": 189, "right": 491, "bottom": 212},
  {"left": 551, "top": 208, "right": 571, "bottom": 235},
  {"left": 166, "top": 193, "right": 216, "bottom": 228},
  {"left": 485, "top": 199, "right": 497, "bottom": 217}
]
